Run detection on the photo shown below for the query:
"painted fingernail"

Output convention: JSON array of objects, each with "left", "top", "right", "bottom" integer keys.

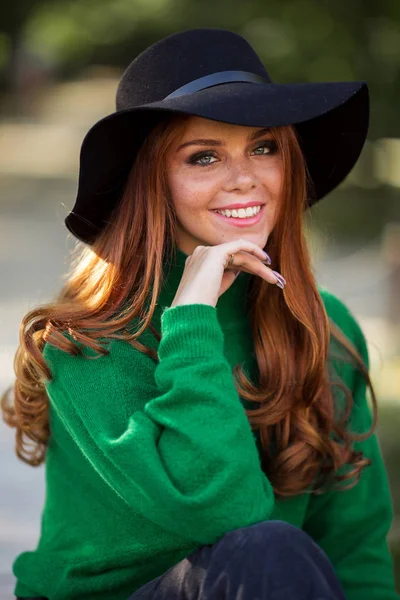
[
  {"left": 272, "top": 271, "right": 286, "bottom": 288},
  {"left": 262, "top": 251, "right": 272, "bottom": 264}
]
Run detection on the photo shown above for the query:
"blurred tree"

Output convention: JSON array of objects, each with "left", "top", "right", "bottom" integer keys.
[
  {"left": 0, "top": 0, "right": 69, "bottom": 109},
  {"left": 1, "top": 0, "right": 399, "bottom": 137},
  {"left": 0, "top": 0, "right": 38, "bottom": 92}
]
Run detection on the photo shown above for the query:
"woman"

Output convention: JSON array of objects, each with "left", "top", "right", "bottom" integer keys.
[{"left": 2, "top": 28, "right": 398, "bottom": 600}]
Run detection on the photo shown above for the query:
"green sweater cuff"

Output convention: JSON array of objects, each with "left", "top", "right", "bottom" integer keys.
[{"left": 159, "top": 304, "right": 223, "bottom": 360}]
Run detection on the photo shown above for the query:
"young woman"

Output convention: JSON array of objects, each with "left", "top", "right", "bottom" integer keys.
[{"left": 2, "top": 28, "right": 398, "bottom": 600}]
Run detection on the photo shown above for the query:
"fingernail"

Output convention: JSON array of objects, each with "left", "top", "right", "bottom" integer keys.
[
  {"left": 272, "top": 270, "right": 286, "bottom": 288},
  {"left": 262, "top": 251, "right": 272, "bottom": 265}
]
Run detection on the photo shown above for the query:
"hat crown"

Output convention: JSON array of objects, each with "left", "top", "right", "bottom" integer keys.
[{"left": 116, "top": 28, "right": 271, "bottom": 110}]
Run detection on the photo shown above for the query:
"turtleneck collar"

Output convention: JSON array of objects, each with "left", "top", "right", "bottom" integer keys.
[{"left": 158, "top": 244, "right": 252, "bottom": 327}]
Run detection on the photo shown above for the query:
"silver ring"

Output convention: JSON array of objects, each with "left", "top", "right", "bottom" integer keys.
[{"left": 225, "top": 253, "right": 235, "bottom": 269}]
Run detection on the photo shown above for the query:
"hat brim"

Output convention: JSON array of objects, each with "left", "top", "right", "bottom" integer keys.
[{"left": 67, "top": 80, "right": 368, "bottom": 244}]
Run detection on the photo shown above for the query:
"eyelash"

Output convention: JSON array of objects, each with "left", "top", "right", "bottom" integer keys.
[{"left": 187, "top": 141, "right": 278, "bottom": 167}]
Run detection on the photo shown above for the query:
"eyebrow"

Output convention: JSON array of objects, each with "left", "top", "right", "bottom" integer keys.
[{"left": 176, "top": 127, "right": 271, "bottom": 152}]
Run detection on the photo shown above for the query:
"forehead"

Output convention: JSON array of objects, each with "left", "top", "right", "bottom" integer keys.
[{"left": 178, "top": 115, "right": 263, "bottom": 139}]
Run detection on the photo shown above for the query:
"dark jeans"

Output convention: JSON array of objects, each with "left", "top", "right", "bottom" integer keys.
[
  {"left": 128, "top": 520, "right": 346, "bottom": 600},
  {"left": 16, "top": 520, "right": 346, "bottom": 600}
]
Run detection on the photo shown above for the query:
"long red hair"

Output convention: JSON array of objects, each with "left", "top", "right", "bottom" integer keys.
[{"left": 1, "top": 113, "right": 377, "bottom": 497}]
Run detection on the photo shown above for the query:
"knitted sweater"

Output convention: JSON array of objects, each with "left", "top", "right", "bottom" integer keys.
[{"left": 13, "top": 246, "right": 398, "bottom": 600}]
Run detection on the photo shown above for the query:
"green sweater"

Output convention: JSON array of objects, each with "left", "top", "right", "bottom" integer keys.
[{"left": 14, "top": 246, "right": 398, "bottom": 600}]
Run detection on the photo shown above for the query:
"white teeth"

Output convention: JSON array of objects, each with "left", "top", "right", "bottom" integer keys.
[{"left": 215, "top": 205, "right": 262, "bottom": 218}]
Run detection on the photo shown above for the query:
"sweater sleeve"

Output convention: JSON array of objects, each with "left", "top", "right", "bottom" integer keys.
[
  {"left": 44, "top": 303, "right": 274, "bottom": 545},
  {"left": 303, "top": 292, "right": 399, "bottom": 599}
]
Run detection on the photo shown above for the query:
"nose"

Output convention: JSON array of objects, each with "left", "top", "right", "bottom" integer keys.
[{"left": 223, "top": 158, "right": 259, "bottom": 194}]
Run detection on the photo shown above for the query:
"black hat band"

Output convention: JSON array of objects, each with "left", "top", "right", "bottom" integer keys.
[{"left": 164, "top": 70, "right": 269, "bottom": 100}]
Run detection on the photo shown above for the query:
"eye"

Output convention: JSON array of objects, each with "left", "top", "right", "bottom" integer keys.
[
  {"left": 251, "top": 141, "right": 278, "bottom": 155},
  {"left": 187, "top": 151, "right": 218, "bottom": 167}
]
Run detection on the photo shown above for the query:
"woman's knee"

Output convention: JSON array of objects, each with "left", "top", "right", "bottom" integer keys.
[
  {"left": 149, "top": 521, "right": 345, "bottom": 600},
  {"left": 212, "top": 520, "right": 340, "bottom": 588},
  {"left": 219, "top": 519, "right": 316, "bottom": 554}
]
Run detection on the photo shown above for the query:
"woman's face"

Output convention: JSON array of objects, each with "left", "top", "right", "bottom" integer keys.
[{"left": 165, "top": 116, "right": 283, "bottom": 256}]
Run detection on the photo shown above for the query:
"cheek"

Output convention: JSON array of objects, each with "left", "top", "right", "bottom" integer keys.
[
  {"left": 168, "top": 169, "right": 216, "bottom": 213},
  {"left": 261, "top": 163, "right": 283, "bottom": 198}
]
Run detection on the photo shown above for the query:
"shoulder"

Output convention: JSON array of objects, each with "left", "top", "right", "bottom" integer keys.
[
  {"left": 42, "top": 329, "right": 156, "bottom": 387},
  {"left": 43, "top": 332, "right": 109, "bottom": 368},
  {"left": 318, "top": 285, "right": 369, "bottom": 367},
  {"left": 319, "top": 286, "right": 363, "bottom": 342},
  {"left": 42, "top": 332, "right": 158, "bottom": 417},
  {"left": 318, "top": 289, "right": 374, "bottom": 433}
]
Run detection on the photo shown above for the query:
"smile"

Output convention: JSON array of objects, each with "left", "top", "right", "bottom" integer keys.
[{"left": 210, "top": 204, "right": 265, "bottom": 227}]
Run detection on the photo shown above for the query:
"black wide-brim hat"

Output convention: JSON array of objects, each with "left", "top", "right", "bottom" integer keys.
[{"left": 66, "top": 28, "right": 369, "bottom": 245}]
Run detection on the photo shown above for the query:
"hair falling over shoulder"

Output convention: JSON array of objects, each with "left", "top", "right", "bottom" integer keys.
[{"left": 1, "top": 113, "right": 378, "bottom": 497}]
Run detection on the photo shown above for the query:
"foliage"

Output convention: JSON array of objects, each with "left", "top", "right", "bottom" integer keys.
[{"left": 0, "top": 0, "right": 399, "bottom": 136}]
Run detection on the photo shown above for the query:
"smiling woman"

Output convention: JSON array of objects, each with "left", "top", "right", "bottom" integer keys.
[
  {"left": 1, "top": 26, "right": 398, "bottom": 600},
  {"left": 166, "top": 117, "right": 284, "bottom": 253}
]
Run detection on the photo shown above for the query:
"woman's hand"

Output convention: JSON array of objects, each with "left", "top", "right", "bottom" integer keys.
[{"left": 171, "top": 239, "right": 286, "bottom": 308}]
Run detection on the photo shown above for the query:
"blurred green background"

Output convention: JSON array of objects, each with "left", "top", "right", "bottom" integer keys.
[{"left": 0, "top": 0, "right": 399, "bottom": 596}]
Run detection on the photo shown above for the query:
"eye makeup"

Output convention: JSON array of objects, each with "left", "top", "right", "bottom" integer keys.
[{"left": 186, "top": 140, "right": 278, "bottom": 167}]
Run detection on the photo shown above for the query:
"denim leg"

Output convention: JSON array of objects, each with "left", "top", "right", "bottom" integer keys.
[{"left": 127, "top": 520, "right": 346, "bottom": 600}]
